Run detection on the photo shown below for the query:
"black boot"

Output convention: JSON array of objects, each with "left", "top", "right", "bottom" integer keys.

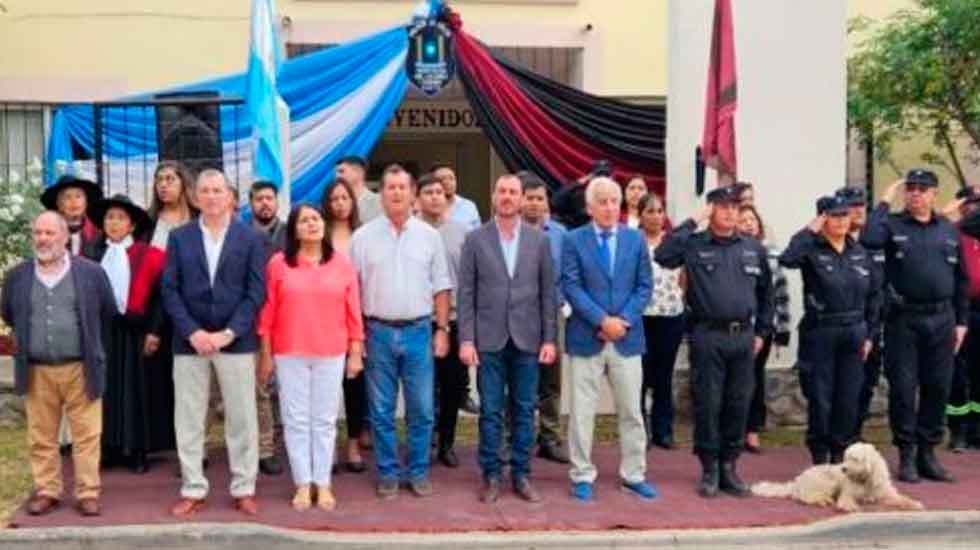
[
  {"left": 897, "top": 446, "right": 920, "bottom": 483},
  {"left": 917, "top": 445, "right": 956, "bottom": 482},
  {"left": 948, "top": 423, "right": 968, "bottom": 453},
  {"left": 719, "top": 459, "right": 750, "bottom": 497},
  {"left": 697, "top": 454, "right": 719, "bottom": 498}
]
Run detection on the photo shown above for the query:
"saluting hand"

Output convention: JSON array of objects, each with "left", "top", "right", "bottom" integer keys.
[
  {"left": 882, "top": 179, "right": 904, "bottom": 205},
  {"left": 807, "top": 215, "right": 826, "bottom": 234}
]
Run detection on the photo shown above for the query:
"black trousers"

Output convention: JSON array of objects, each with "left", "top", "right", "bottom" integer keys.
[
  {"left": 884, "top": 308, "right": 956, "bottom": 448},
  {"left": 948, "top": 311, "right": 980, "bottom": 433},
  {"left": 343, "top": 373, "right": 368, "bottom": 439},
  {"left": 746, "top": 333, "right": 774, "bottom": 433},
  {"left": 689, "top": 325, "right": 754, "bottom": 460},
  {"left": 855, "top": 332, "right": 884, "bottom": 436},
  {"left": 434, "top": 323, "right": 466, "bottom": 451},
  {"left": 641, "top": 315, "right": 686, "bottom": 441},
  {"left": 797, "top": 322, "right": 866, "bottom": 456}
]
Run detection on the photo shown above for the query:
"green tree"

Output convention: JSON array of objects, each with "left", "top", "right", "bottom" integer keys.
[{"left": 848, "top": 0, "right": 980, "bottom": 185}]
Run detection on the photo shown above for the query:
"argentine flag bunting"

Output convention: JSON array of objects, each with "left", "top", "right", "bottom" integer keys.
[{"left": 246, "top": 0, "right": 288, "bottom": 189}]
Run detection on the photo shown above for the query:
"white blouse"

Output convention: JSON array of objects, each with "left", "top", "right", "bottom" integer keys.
[{"left": 645, "top": 243, "right": 685, "bottom": 317}]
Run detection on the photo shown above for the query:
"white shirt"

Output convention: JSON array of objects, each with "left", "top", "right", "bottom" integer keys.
[
  {"left": 151, "top": 217, "right": 179, "bottom": 251},
  {"left": 35, "top": 254, "right": 71, "bottom": 290},
  {"left": 350, "top": 215, "right": 453, "bottom": 320},
  {"left": 496, "top": 218, "right": 521, "bottom": 279},
  {"left": 645, "top": 243, "right": 685, "bottom": 317},
  {"left": 199, "top": 215, "right": 231, "bottom": 286},
  {"left": 449, "top": 195, "right": 482, "bottom": 233},
  {"left": 356, "top": 188, "right": 383, "bottom": 224}
]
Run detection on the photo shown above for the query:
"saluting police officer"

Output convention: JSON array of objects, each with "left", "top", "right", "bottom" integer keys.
[
  {"left": 656, "top": 184, "right": 773, "bottom": 498},
  {"left": 779, "top": 195, "right": 881, "bottom": 465},
  {"left": 836, "top": 186, "right": 887, "bottom": 440},
  {"left": 861, "top": 169, "right": 968, "bottom": 483}
]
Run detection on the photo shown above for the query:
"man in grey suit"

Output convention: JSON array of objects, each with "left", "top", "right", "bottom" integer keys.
[{"left": 458, "top": 174, "right": 558, "bottom": 504}]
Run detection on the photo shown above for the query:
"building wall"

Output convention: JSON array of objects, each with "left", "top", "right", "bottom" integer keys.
[{"left": 0, "top": 0, "right": 666, "bottom": 101}]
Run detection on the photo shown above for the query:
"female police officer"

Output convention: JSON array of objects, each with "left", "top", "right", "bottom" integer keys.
[{"left": 779, "top": 194, "right": 881, "bottom": 465}]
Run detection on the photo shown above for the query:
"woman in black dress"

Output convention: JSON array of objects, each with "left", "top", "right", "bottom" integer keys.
[{"left": 91, "top": 195, "right": 170, "bottom": 473}]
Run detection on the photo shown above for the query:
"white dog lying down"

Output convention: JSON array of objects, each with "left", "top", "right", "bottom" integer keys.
[{"left": 751, "top": 442, "right": 924, "bottom": 512}]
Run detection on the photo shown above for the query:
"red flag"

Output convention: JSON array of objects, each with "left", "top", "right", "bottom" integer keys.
[{"left": 701, "top": 0, "right": 737, "bottom": 182}]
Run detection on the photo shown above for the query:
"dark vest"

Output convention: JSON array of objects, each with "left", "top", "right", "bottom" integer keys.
[{"left": 28, "top": 269, "right": 82, "bottom": 363}]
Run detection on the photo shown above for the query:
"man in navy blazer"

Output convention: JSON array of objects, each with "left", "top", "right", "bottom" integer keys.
[
  {"left": 161, "top": 169, "right": 265, "bottom": 518},
  {"left": 562, "top": 176, "right": 655, "bottom": 503}
]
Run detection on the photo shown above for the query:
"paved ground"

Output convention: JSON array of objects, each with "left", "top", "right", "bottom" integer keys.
[{"left": 7, "top": 445, "right": 977, "bottom": 534}]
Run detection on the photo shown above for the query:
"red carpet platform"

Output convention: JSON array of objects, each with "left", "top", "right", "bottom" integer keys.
[{"left": 9, "top": 445, "right": 978, "bottom": 533}]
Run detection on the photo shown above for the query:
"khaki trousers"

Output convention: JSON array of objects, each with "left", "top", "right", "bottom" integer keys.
[
  {"left": 24, "top": 363, "right": 102, "bottom": 500},
  {"left": 206, "top": 362, "right": 277, "bottom": 459},
  {"left": 567, "top": 343, "right": 647, "bottom": 484},
  {"left": 174, "top": 353, "right": 258, "bottom": 499}
]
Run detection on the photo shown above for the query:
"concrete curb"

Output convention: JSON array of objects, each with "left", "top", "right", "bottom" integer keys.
[{"left": 3, "top": 510, "right": 979, "bottom": 549}]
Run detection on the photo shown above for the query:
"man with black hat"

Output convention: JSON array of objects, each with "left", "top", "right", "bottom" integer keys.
[
  {"left": 861, "top": 169, "right": 968, "bottom": 483},
  {"left": 779, "top": 194, "right": 880, "bottom": 465},
  {"left": 836, "top": 186, "right": 887, "bottom": 440},
  {"left": 41, "top": 175, "right": 104, "bottom": 259},
  {"left": 656, "top": 183, "right": 773, "bottom": 498},
  {"left": 944, "top": 186, "right": 980, "bottom": 451}
]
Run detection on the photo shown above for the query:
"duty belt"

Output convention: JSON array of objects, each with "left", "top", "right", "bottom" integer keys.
[
  {"left": 893, "top": 301, "right": 948, "bottom": 315},
  {"left": 698, "top": 319, "right": 751, "bottom": 334},
  {"left": 810, "top": 310, "right": 863, "bottom": 326}
]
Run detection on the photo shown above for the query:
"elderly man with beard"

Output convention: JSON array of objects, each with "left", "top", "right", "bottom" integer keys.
[{"left": 2, "top": 211, "right": 116, "bottom": 517}]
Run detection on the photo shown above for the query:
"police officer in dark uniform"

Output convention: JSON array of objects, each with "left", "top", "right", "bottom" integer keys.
[
  {"left": 861, "top": 169, "right": 968, "bottom": 483},
  {"left": 780, "top": 195, "right": 881, "bottom": 465},
  {"left": 656, "top": 184, "right": 773, "bottom": 498},
  {"left": 836, "top": 186, "right": 887, "bottom": 440}
]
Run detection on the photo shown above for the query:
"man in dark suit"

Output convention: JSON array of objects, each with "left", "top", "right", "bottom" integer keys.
[
  {"left": 562, "top": 176, "right": 655, "bottom": 503},
  {"left": 161, "top": 169, "right": 266, "bottom": 517},
  {"left": 458, "top": 174, "right": 557, "bottom": 503}
]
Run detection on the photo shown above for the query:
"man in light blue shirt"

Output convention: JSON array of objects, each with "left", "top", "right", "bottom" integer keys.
[
  {"left": 433, "top": 164, "right": 482, "bottom": 232},
  {"left": 519, "top": 172, "right": 570, "bottom": 464}
]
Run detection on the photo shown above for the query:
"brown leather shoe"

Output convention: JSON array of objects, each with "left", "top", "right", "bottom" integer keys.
[
  {"left": 26, "top": 495, "right": 59, "bottom": 516},
  {"left": 479, "top": 478, "right": 500, "bottom": 504},
  {"left": 76, "top": 498, "right": 101, "bottom": 517},
  {"left": 234, "top": 496, "right": 259, "bottom": 516},
  {"left": 513, "top": 477, "right": 542, "bottom": 503},
  {"left": 170, "top": 498, "right": 207, "bottom": 517}
]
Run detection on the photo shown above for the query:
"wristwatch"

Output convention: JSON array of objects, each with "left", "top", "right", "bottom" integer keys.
[
  {"left": 436, "top": 324, "right": 451, "bottom": 334},
  {"left": 222, "top": 328, "right": 236, "bottom": 340}
]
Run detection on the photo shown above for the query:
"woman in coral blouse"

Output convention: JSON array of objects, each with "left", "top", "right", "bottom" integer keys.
[{"left": 257, "top": 204, "right": 365, "bottom": 511}]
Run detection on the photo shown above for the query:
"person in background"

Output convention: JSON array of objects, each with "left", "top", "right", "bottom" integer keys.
[
  {"left": 415, "top": 174, "right": 468, "bottom": 469},
  {"left": 779, "top": 195, "right": 879, "bottom": 465},
  {"left": 518, "top": 171, "right": 571, "bottom": 464},
  {"left": 562, "top": 177, "right": 656, "bottom": 503},
  {"left": 836, "top": 186, "right": 886, "bottom": 442},
  {"left": 322, "top": 179, "right": 371, "bottom": 472},
  {"left": 349, "top": 164, "right": 452, "bottom": 500},
  {"left": 942, "top": 186, "right": 980, "bottom": 451},
  {"left": 148, "top": 161, "right": 198, "bottom": 250},
  {"left": 638, "top": 193, "right": 686, "bottom": 450},
  {"left": 243, "top": 180, "right": 287, "bottom": 477},
  {"left": 737, "top": 205, "right": 792, "bottom": 454},
  {"left": 861, "top": 169, "right": 967, "bottom": 484},
  {"left": 336, "top": 155, "right": 382, "bottom": 224},
  {"left": 162, "top": 169, "right": 266, "bottom": 517},
  {"left": 41, "top": 175, "right": 104, "bottom": 259},
  {"left": 257, "top": 204, "right": 364, "bottom": 511},
  {"left": 2, "top": 211, "right": 116, "bottom": 517},
  {"left": 552, "top": 160, "right": 613, "bottom": 230},
  {"left": 623, "top": 175, "right": 648, "bottom": 229},
  {"left": 432, "top": 163, "right": 481, "bottom": 232},
  {"left": 88, "top": 195, "right": 169, "bottom": 475},
  {"left": 229, "top": 187, "right": 241, "bottom": 218},
  {"left": 656, "top": 183, "right": 772, "bottom": 498}
]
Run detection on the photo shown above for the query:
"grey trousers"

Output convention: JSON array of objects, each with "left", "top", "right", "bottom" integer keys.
[
  {"left": 568, "top": 343, "right": 647, "bottom": 485},
  {"left": 174, "top": 353, "right": 259, "bottom": 499}
]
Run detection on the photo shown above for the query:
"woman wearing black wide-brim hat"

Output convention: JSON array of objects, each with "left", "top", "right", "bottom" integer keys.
[
  {"left": 88, "top": 194, "right": 174, "bottom": 473},
  {"left": 42, "top": 175, "right": 105, "bottom": 258}
]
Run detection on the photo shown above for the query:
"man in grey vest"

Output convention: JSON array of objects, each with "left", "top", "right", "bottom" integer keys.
[{"left": 1, "top": 211, "right": 116, "bottom": 517}]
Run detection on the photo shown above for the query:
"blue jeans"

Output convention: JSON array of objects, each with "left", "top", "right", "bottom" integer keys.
[
  {"left": 365, "top": 318, "right": 434, "bottom": 483},
  {"left": 477, "top": 340, "right": 540, "bottom": 482}
]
